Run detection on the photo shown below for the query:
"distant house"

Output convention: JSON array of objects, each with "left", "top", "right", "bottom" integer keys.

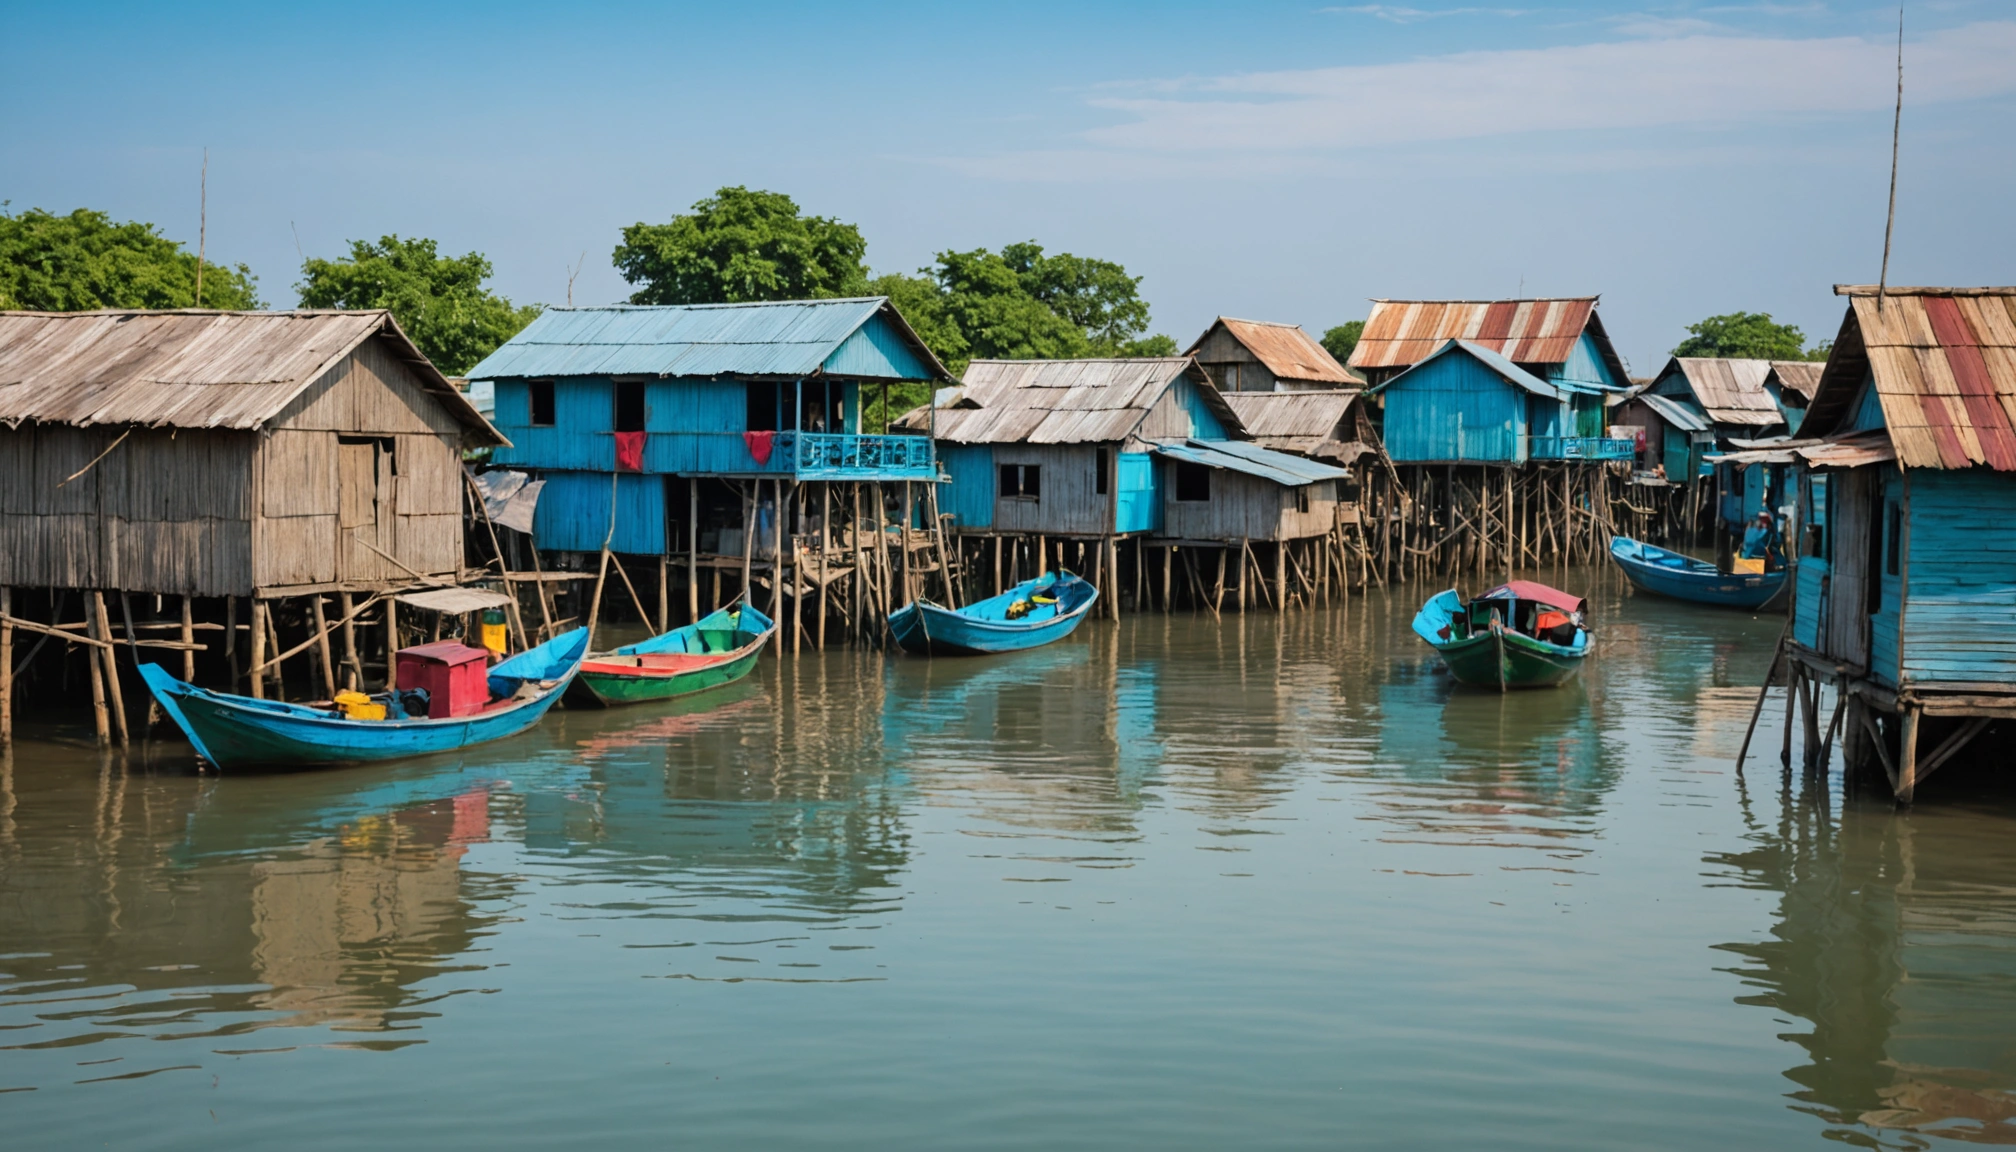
[
  {"left": 0, "top": 309, "right": 501, "bottom": 598},
  {"left": 1784, "top": 285, "right": 2016, "bottom": 800},
  {"left": 1219, "top": 390, "right": 1381, "bottom": 466},
  {"left": 1346, "top": 297, "right": 1630, "bottom": 392},
  {"left": 1648, "top": 357, "right": 1786, "bottom": 438},
  {"left": 1185, "top": 317, "right": 1363, "bottom": 393},
  {"left": 1609, "top": 384, "right": 1715, "bottom": 479},
  {"left": 923, "top": 357, "right": 1346, "bottom": 544},
  {"left": 1764, "top": 360, "right": 1823, "bottom": 435},
  {"left": 1365, "top": 339, "right": 1626, "bottom": 465},
  {"left": 466, "top": 297, "right": 951, "bottom": 556}
]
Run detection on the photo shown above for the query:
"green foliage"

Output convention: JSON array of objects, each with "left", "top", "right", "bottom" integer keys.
[
  {"left": 0, "top": 204, "right": 260, "bottom": 311},
  {"left": 614, "top": 186, "right": 868, "bottom": 305},
  {"left": 296, "top": 235, "right": 540, "bottom": 376},
  {"left": 1672, "top": 311, "right": 1828, "bottom": 361},
  {"left": 877, "top": 241, "right": 1173, "bottom": 375},
  {"left": 1321, "top": 320, "right": 1364, "bottom": 366}
]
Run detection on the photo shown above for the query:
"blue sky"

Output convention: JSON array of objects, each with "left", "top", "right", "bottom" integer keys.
[{"left": 5, "top": 0, "right": 2012, "bottom": 373}]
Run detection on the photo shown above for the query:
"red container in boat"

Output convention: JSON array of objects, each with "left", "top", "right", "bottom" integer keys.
[{"left": 394, "top": 642, "right": 491, "bottom": 719}]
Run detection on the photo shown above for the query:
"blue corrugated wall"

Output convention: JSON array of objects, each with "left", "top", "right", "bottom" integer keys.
[
  {"left": 1172, "top": 375, "right": 1229, "bottom": 440},
  {"left": 1849, "top": 374, "right": 1886, "bottom": 433},
  {"left": 1380, "top": 353, "right": 1526, "bottom": 463},
  {"left": 1870, "top": 468, "right": 1903, "bottom": 686},
  {"left": 823, "top": 314, "right": 936, "bottom": 380},
  {"left": 1549, "top": 332, "right": 1624, "bottom": 390},
  {"left": 1116, "top": 451, "right": 1159, "bottom": 533},
  {"left": 1900, "top": 468, "right": 2016, "bottom": 686},
  {"left": 532, "top": 472, "right": 666, "bottom": 554},
  {"left": 1793, "top": 474, "right": 1829, "bottom": 649},
  {"left": 939, "top": 444, "right": 995, "bottom": 529}
]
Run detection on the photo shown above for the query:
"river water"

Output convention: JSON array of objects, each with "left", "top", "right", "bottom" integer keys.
[{"left": 4, "top": 564, "right": 2015, "bottom": 1149}]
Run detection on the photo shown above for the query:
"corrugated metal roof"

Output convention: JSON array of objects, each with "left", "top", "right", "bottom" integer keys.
[
  {"left": 1637, "top": 392, "right": 1712, "bottom": 433},
  {"left": 0, "top": 309, "right": 501, "bottom": 442},
  {"left": 932, "top": 358, "right": 1242, "bottom": 445},
  {"left": 1187, "top": 317, "right": 1362, "bottom": 385},
  {"left": 1658, "top": 357, "right": 1782, "bottom": 427},
  {"left": 1348, "top": 297, "right": 1616, "bottom": 374},
  {"left": 1151, "top": 438, "right": 1349, "bottom": 486},
  {"left": 1798, "top": 431, "right": 1898, "bottom": 470},
  {"left": 1219, "top": 390, "right": 1363, "bottom": 458},
  {"left": 1804, "top": 286, "right": 2016, "bottom": 471},
  {"left": 1370, "top": 338, "right": 1574, "bottom": 399},
  {"left": 463, "top": 297, "right": 950, "bottom": 383},
  {"left": 1766, "top": 360, "right": 1824, "bottom": 402}
]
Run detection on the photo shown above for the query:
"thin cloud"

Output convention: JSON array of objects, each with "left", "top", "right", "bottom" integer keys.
[
  {"left": 1322, "top": 4, "right": 1529, "bottom": 21},
  {"left": 1079, "top": 21, "right": 2016, "bottom": 153}
]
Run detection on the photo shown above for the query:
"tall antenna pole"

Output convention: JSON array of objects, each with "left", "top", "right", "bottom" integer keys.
[
  {"left": 1877, "top": 5, "right": 1903, "bottom": 314},
  {"left": 194, "top": 148, "right": 208, "bottom": 308}
]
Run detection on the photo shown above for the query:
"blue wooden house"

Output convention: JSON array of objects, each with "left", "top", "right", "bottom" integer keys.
[
  {"left": 1782, "top": 285, "right": 2016, "bottom": 801},
  {"left": 1365, "top": 339, "right": 1627, "bottom": 464},
  {"left": 465, "top": 298, "right": 951, "bottom": 557}
]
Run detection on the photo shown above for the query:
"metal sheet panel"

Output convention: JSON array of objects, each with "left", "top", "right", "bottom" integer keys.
[
  {"left": 1349, "top": 297, "right": 1602, "bottom": 371},
  {"left": 1185, "top": 318, "right": 1361, "bottom": 385}
]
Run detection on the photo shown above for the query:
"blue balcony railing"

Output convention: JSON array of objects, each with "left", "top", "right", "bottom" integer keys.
[
  {"left": 1529, "top": 435, "right": 1636, "bottom": 462},
  {"left": 789, "top": 432, "right": 937, "bottom": 480}
]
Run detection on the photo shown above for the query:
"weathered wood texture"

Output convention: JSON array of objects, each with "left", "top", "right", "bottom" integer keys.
[
  {"left": 1160, "top": 471, "right": 1337, "bottom": 542},
  {"left": 990, "top": 445, "right": 1112, "bottom": 537}
]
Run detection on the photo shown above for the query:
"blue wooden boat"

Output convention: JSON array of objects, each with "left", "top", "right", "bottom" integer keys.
[
  {"left": 1609, "top": 536, "right": 1787, "bottom": 610},
  {"left": 1412, "top": 582, "right": 1590, "bottom": 691},
  {"left": 889, "top": 570, "right": 1098, "bottom": 656},
  {"left": 138, "top": 628, "right": 589, "bottom": 772}
]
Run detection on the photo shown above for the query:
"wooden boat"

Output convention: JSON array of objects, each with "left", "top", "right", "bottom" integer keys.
[
  {"left": 889, "top": 570, "right": 1099, "bottom": 656},
  {"left": 1609, "top": 536, "right": 1788, "bottom": 610},
  {"left": 138, "top": 628, "right": 589, "bottom": 772},
  {"left": 1412, "top": 581, "right": 1590, "bottom": 691},
  {"left": 568, "top": 603, "right": 775, "bottom": 707}
]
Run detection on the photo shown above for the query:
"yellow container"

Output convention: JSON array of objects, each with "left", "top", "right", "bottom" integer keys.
[
  {"left": 334, "top": 690, "right": 386, "bottom": 721},
  {"left": 481, "top": 621, "right": 508, "bottom": 655}
]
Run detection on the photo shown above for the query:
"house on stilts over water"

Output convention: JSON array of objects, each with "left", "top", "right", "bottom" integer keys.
[
  {"left": 1774, "top": 284, "right": 2016, "bottom": 802},
  {"left": 466, "top": 297, "right": 955, "bottom": 653},
  {"left": 0, "top": 309, "right": 507, "bottom": 746},
  {"left": 1349, "top": 297, "right": 1634, "bottom": 581},
  {"left": 1186, "top": 316, "right": 1366, "bottom": 394},
  {"left": 909, "top": 357, "right": 1356, "bottom": 615}
]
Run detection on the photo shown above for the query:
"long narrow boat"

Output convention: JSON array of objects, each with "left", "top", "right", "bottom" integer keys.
[
  {"left": 889, "top": 570, "right": 1098, "bottom": 656},
  {"left": 1412, "top": 581, "right": 1590, "bottom": 691},
  {"left": 1609, "top": 536, "right": 1788, "bottom": 611},
  {"left": 568, "top": 603, "right": 775, "bottom": 707},
  {"left": 139, "top": 628, "right": 589, "bottom": 772}
]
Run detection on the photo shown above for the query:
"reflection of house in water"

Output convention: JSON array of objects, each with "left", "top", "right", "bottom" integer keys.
[{"left": 1713, "top": 802, "right": 2016, "bottom": 1143}]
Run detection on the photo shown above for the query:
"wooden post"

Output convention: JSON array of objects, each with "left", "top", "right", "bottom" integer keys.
[
  {"left": 84, "top": 596, "right": 110, "bottom": 745},
  {"left": 1109, "top": 537, "right": 1122, "bottom": 621},
  {"left": 900, "top": 482, "right": 914, "bottom": 608},
  {"left": 261, "top": 601, "right": 287, "bottom": 702},
  {"left": 1275, "top": 542, "right": 1288, "bottom": 612},
  {"left": 310, "top": 595, "right": 337, "bottom": 701},
  {"left": 791, "top": 485, "right": 803, "bottom": 657},
  {"left": 851, "top": 484, "right": 866, "bottom": 641},
  {"left": 770, "top": 479, "right": 786, "bottom": 623},
  {"left": 993, "top": 536, "right": 1002, "bottom": 596},
  {"left": 658, "top": 554, "right": 669, "bottom": 634},
  {"left": 384, "top": 599, "right": 399, "bottom": 691},
  {"left": 818, "top": 483, "right": 830, "bottom": 651},
  {"left": 742, "top": 482, "right": 756, "bottom": 609},
  {"left": 688, "top": 480, "right": 700, "bottom": 624},
  {"left": 225, "top": 594, "right": 239, "bottom": 689},
  {"left": 1160, "top": 545, "right": 1172, "bottom": 614},
  {"left": 1037, "top": 535, "right": 1047, "bottom": 577},
  {"left": 1236, "top": 538, "right": 1248, "bottom": 613},
  {"left": 92, "top": 592, "right": 128, "bottom": 746},
  {"left": 0, "top": 587, "right": 11, "bottom": 744},
  {"left": 179, "top": 595, "right": 196, "bottom": 682},
  {"left": 338, "top": 592, "right": 362, "bottom": 690},
  {"left": 1897, "top": 705, "right": 1920, "bottom": 804}
]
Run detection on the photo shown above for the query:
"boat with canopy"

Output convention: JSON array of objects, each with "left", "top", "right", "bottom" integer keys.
[{"left": 1412, "top": 580, "right": 1590, "bottom": 691}]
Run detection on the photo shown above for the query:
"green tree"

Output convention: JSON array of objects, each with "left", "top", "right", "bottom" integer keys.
[
  {"left": 297, "top": 235, "right": 540, "bottom": 375},
  {"left": 614, "top": 186, "right": 868, "bottom": 305},
  {"left": 1672, "top": 311, "right": 1828, "bottom": 361},
  {"left": 0, "top": 205, "right": 260, "bottom": 311},
  {"left": 1321, "top": 321, "right": 1364, "bottom": 366}
]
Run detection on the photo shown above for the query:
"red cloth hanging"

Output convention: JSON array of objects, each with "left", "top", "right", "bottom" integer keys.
[
  {"left": 614, "top": 430, "right": 646, "bottom": 472},
  {"left": 743, "top": 430, "right": 776, "bottom": 466}
]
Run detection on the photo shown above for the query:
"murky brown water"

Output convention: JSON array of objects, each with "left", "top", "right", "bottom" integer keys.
[{"left": 4, "top": 564, "right": 2015, "bottom": 1149}]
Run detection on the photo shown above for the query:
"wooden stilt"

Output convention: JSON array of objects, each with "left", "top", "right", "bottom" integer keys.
[
  {"left": 688, "top": 481, "right": 700, "bottom": 624},
  {"left": 384, "top": 599, "right": 399, "bottom": 690},
  {"left": 1160, "top": 545, "right": 1172, "bottom": 614},
  {"left": 741, "top": 481, "right": 756, "bottom": 608},
  {"left": 658, "top": 554, "right": 669, "bottom": 634},
  {"left": 84, "top": 596, "right": 110, "bottom": 745},
  {"left": 1275, "top": 542, "right": 1287, "bottom": 612},
  {"left": 179, "top": 594, "right": 196, "bottom": 682},
  {"left": 993, "top": 536, "right": 1002, "bottom": 596},
  {"left": 900, "top": 481, "right": 913, "bottom": 607},
  {"left": 1236, "top": 538, "right": 1248, "bottom": 613},
  {"left": 818, "top": 483, "right": 830, "bottom": 651},
  {"left": 771, "top": 478, "right": 786, "bottom": 623},
  {"left": 0, "top": 587, "right": 11, "bottom": 744},
  {"left": 310, "top": 595, "right": 337, "bottom": 701},
  {"left": 90, "top": 592, "right": 129, "bottom": 746},
  {"left": 1897, "top": 705, "right": 1920, "bottom": 804},
  {"left": 339, "top": 592, "right": 362, "bottom": 690},
  {"left": 791, "top": 482, "right": 803, "bottom": 657}
]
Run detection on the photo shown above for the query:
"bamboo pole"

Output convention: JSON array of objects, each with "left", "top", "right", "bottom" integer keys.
[
  {"left": 179, "top": 595, "right": 196, "bottom": 682},
  {"left": 688, "top": 481, "right": 700, "bottom": 624},
  {"left": 0, "top": 587, "right": 11, "bottom": 744},
  {"left": 93, "top": 592, "right": 128, "bottom": 746},
  {"left": 900, "top": 482, "right": 913, "bottom": 608},
  {"left": 384, "top": 599, "right": 399, "bottom": 690},
  {"left": 852, "top": 484, "right": 866, "bottom": 643},
  {"left": 770, "top": 479, "right": 786, "bottom": 624},
  {"left": 658, "top": 554, "right": 669, "bottom": 634},
  {"left": 1275, "top": 542, "right": 1288, "bottom": 612},
  {"left": 818, "top": 483, "right": 830, "bottom": 651},
  {"left": 339, "top": 592, "right": 362, "bottom": 690},
  {"left": 310, "top": 595, "right": 337, "bottom": 701},
  {"left": 84, "top": 596, "right": 110, "bottom": 744},
  {"left": 741, "top": 482, "right": 756, "bottom": 611}
]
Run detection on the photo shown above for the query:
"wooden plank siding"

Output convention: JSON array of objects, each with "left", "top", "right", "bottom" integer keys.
[
  {"left": 1899, "top": 468, "right": 2016, "bottom": 686},
  {"left": 990, "top": 444, "right": 1112, "bottom": 537},
  {"left": 1191, "top": 325, "right": 1277, "bottom": 394},
  {"left": 1377, "top": 351, "right": 1528, "bottom": 464},
  {"left": 1159, "top": 467, "right": 1338, "bottom": 542}
]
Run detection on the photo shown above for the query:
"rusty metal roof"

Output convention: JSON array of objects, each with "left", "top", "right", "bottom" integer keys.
[
  {"left": 1220, "top": 390, "right": 1359, "bottom": 456},
  {"left": 1805, "top": 286, "right": 2016, "bottom": 471},
  {"left": 0, "top": 309, "right": 502, "bottom": 443},
  {"left": 1798, "top": 431, "right": 1898, "bottom": 470},
  {"left": 931, "top": 358, "right": 1242, "bottom": 445},
  {"left": 1347, "top": 298, "right": 1622, "bottom": 380},
  {"left": 1656, "top": 357, "right": 1783, "bottom": 427},
  {"left": 1186, "top": 318, "right": 1362, "bottom": 386},
  {"left": 1766, "top": 360, "right": 1824, "bottom": 402}
]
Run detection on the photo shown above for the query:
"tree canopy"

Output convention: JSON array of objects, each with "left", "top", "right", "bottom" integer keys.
[
  {"left": 1672, "top": 311, "right": 1830, "bottom": 361},
  {"left": 876, "top": 241, "right": 1174, "bottom": 376},
  {"left": 297, "top": 235, "right": 540, "bottom": 376},
  {"left": 0, "top": 205, "right": 260, "bottom": 311},
  {"left": 1321, "top": 321, "right": 1364, "bottom": 367},
  {"left": 613, "top": 186, "right": 868, "bottom": 305}
]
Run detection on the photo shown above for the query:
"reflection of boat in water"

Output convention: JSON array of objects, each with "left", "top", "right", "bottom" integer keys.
[
  {"left": 141, "top": 629, "right": 588, "bottom": 771},
  {"left": 1373, "top": 672, "right": 1615, "bottom": 822},
  {"left": 889, "top": 571, "right": 1098, "bottom": 655},
  {"left": 1713, "top": 799, "right": 2016, "bottom": 1143},
  {"left": 1412, "top": 582, "right": 1589, "bottom": 690},
  {"left": 1610, "top": 536, "right": 1786, "bottom": 610}
]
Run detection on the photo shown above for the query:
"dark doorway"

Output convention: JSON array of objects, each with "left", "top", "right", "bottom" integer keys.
[
  {"left": 746, "top": 382, "right": 779, "bottom": 432},
  {"left": 614, "top": 380, "right": 646, "bottom": 432}
]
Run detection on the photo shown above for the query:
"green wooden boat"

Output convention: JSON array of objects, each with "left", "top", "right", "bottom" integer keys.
[
  {"left": 1411, "top": 581, "right": 1590, "bottom": 691},
  {"left": 568, "top": 604, "right": 775, "bottom": 708}
]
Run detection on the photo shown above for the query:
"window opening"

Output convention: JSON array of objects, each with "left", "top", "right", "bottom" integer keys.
[
  {"left": 1175, "top": 461, "right": 1211, "bottom": 502},
  {"left": 1095, "top": 449, "right": 1110, "bottom": 496},
  {"left": 998, "top": 464, "right": 1041, "bottom": 500},
  {"left": 529, "top": 380, "right": 555, "bottom": 427},
  {"left": 1885, "top": 503, "right": 1903, "bottom": 577},
  {"left": 745, "top": 382, "right": 779, "bottom": 432},
  {"left": 614, "top": 380, "right": 646, "bottom": 432},
  {"left": 1296, "top": 486, "right": 1310, "bottom": 514}
]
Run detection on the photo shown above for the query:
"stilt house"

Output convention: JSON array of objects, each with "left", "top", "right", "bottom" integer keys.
[
  {"left": 1365, "top": 339, "right": 1627, "bottom": 464},
  {"left": 1219, "top": 390, "right": 1381, "bottom": 466},
  {"left": 1783, "top": 285, "right": 2016, "bottom": 801},
  {"left": 1765, "top": 360, "right": 1824, "bottom": 435},
  {"left": 0, "top": 309, "right": 501, "bottom": 598},
  {"left": 1346, "top": 297, "right": 1629, "bottom": 392},
  {"left": 1185, "top": 317, "right": 1363, "bottom": 393}
]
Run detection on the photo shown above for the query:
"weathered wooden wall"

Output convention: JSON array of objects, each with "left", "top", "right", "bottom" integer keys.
[
  {"left": 1159, "top": 468, "right": 1337, "bottom": 542},
  {"left": 1192, "top": 327, "right": 1276, "bottom": 393},
  {"left": 990, "top": 444, "right": 1112, "bottom": 536}
]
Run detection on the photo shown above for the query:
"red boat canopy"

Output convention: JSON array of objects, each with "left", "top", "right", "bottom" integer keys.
[{"left": 1476, "top": 581, "right": 1586, "bottom": 614}]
